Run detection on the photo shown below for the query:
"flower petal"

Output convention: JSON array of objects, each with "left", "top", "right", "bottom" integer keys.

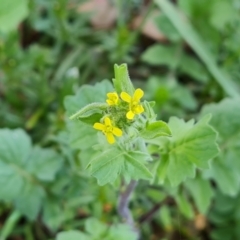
[
  {"left": 133, "top": 88, "right": 144, "bottom": 102},
  {"left": 106, "top": 133, "right": 115, "bottom": 144},
  {"left": 107, "top": 92, "right": 119, "bottom": 105},
  {"left": 93, "top": 123, "right": 105, "bottom": 131},
  {"left": 107, "top": 92, "right": 114, "bottom": 98},
  {"left": 112, "top": 127, "right": 122, "bottom": 137},
  {"left": 120, "top": 92, "right": 131, "bottom": 103},
  {"left": 112, "top": 92, "right": 119, "bottom": 99},
  {"left": 104, "top": 117, "right": 112, "bottom": 126},
  {"left": 126, "top": 111, "right": 135, "bottom": 120},
  {"left": 106, "top": 99, "right": 114, "bottom": 105},
  {"left": 134, "top": 104, "right": 144, "bottom": 114}
]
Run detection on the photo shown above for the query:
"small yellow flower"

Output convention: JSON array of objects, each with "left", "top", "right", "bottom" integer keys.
[
  {"left": 120, "top": 88, "right": 144, "bottom": 120},
  {"left": 106, "top": 92, "right": 119, "bottom": 106},
  {"left": 93, "top": 117, "right": 122, "bottom": 144}
]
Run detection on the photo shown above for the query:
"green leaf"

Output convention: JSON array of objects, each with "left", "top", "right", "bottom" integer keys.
[
  {"left": 85, "top": 218, "right": 108, "bottom": 238},
  {"left": 142, "top": 100, "right": 157, "bottom": 120},
  {"left": 159, "top": 206, "right": 172, "bottom": 231},
  {"left": 69, "top": 102, "right": 108, "bottom": 120},
  {"left": 210, "top": 1, "right": 236, "bottom": 31},
  {"left": 155, "top": 0, "right": 240, "bottom": 97},
  {"left": 14, "top": 184, "right": 45, "bottom": 220},
  {"left": 124, "top": 151, "right": 153, "bottom": 181},
  {"left": 64, "top": 80, "right": 113, "bottom": 152},
  {"left": 43, "top": 198, "right": 64, "bottom": 231},
  {"left": 207, "top": 156, "right": 239, "bottom": 196},
  {"left": 64, "top": 80, "right": 113, "bottom": 116},
  {"left": 56, "top": 231, "right": 90, "bottom": 240},
  {"left": 0, "top": 0, "right": 29, "bottom": 33},
  {"left": 179, "top": 55, "right": 209, "bottom": 83},
  {"left": 145, "top": 76, "right": 197, "bottom": 112},
  {"left": 142, "top": 44, "right": 179, "bottom": 68},
  {"left": 87, "top": 148, "right": 152, "bottom": 185},
  {"left": 141, "top": 121, "right": 171, "bottom": 139},
  {"left": 154, "top": 14, "right": 181, "bottom": 42},
  {"left": 106, "top": 224, "right": 138, "bottom": 240},
  {"left": 154, "top": 115, "right": 219, "bottom": 186},
  {"left": 57, "top": 221, "right": 137, "bottom": 240},
  {"left": 153, "top": 155, "right": 168, "bottom": 185},
  {"left": 201, "top": 98, "right": 240, "bottom": 140},
  {"left": 176, "top": 192, "right": 194, "bottom": 219},
  {"left": 26, "top": 146, "right": 62, "bottom": 181},
  {"left": 201, "top": 98, "right": 240, "bottom": 196},
  {"left": 113, "top": 63, "right": 134, "bottom": 95},
  {"left": 86, "top": 148, "right": 122, "bottom": 185},
  {"left": 185, "top": 175, "right": 214, "bottom": 214},
  {"left": 66, "top": 121, "right": 98, "bottom": 151},
  {"left": 0, "top": 129, "right": 63, "bottom": 219}
]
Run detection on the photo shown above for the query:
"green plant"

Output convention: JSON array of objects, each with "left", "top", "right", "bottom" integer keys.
[
  {"left": 1, "top": 0, "right": 240, "bottom": 239},
  {"left": 59, "top": 63, "right": 219, "bottom": 239}
]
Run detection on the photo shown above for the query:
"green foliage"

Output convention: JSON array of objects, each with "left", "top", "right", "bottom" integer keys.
[
  {"left": 184, "top": 175, "right": 214, "bottom": 214},
  {"left": 176, "top": 192, "right": 194, "bottom": 219},
  {"left": 1, "top": 0, "right": 240, "bottom": 239},
  {"left": 140, "top": 120, "right": 171, "bottom": 139},
  {"left": 0, "top": 0, "right": 29, "bottom": 33},
  {"left": 154, "top": 115, "right": 219, "bottom": 186},
  {"left": 209, "top": 191, "right": 240, "bottom": 240},
  {"left": 87, "top": 148, "right": 152, "bottom": 185},
  {"left": 66, "top": 66, "right": 219, "bottom": 188},
  {"left": 0, "top": 129, "right": 62, "bottom": 219},
  {"left": 155, "top": 0, "right": 240, "bottom": 97},
  {"left": 69, "top": 103, "right": 108, "bottom": 121},
  {"left": 201, "top": 98, "right": 240, "bottom": 196},
  {"left": 142, "top": 44, "right": 179, "bottom": 69},
  {"left": 56, "top": 218, "right": 138, "bottom": 240},
  {"left": 57, "top": 230, "right": 90, "bottom": 240}
]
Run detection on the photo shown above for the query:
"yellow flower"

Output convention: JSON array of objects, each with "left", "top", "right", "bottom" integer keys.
[
  {"left": 120, "top": 88, "right": 144, "bottom": 120},
  {"left": 93, "top": 117, "right": 122, "bottom": 144},
  {"left": 106, "top": 92, "right": 119, "bottom": 106}
]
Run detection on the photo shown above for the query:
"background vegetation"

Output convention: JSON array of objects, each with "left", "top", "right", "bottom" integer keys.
[{"left": 0, "top": 0, "right": 240, "bottom": 239}]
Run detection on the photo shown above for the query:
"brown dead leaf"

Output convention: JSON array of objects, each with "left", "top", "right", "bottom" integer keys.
[
  {"left": 78, "top": 0, "right": 117, "bottom": 29},
  {"left": 132, "top": 10, "right": 167, "bottom": 42}
]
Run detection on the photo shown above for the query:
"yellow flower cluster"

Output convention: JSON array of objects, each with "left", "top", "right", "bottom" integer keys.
[{"left": 93, "top": 88, "right": 144, "bottom": 144}]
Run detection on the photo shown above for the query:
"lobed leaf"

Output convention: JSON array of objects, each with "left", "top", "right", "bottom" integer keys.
[
  {"left": 87, "top": 148, "right": 152, "bottom": 185},
  {"left": 201, "top": 98, "right": 240, "bottom": 196},
  {"left": 141, "top": 120, "right": 171, "bottom": 139},
  {"left": 0, "top": 129, "right": 63, "bottom": 219},
  {"left": 154, "top": 115, "right": 219, "bottom": 186}
]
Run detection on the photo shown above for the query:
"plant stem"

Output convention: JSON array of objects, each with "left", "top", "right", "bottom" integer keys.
[
  {"left": 138, "top": 197, "right": 175, "bottom": 224},
  {"left": 118, "top": 179, "right": 139, "bottom": 237}
]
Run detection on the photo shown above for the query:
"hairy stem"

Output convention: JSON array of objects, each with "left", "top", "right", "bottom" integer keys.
[{"left": 118, "top": 180, "right": 139, "bottom": 237}]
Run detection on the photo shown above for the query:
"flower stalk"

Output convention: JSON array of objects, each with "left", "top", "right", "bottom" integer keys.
[{"left": 118, "top": 180, "right": 140, "bottom": 238}]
